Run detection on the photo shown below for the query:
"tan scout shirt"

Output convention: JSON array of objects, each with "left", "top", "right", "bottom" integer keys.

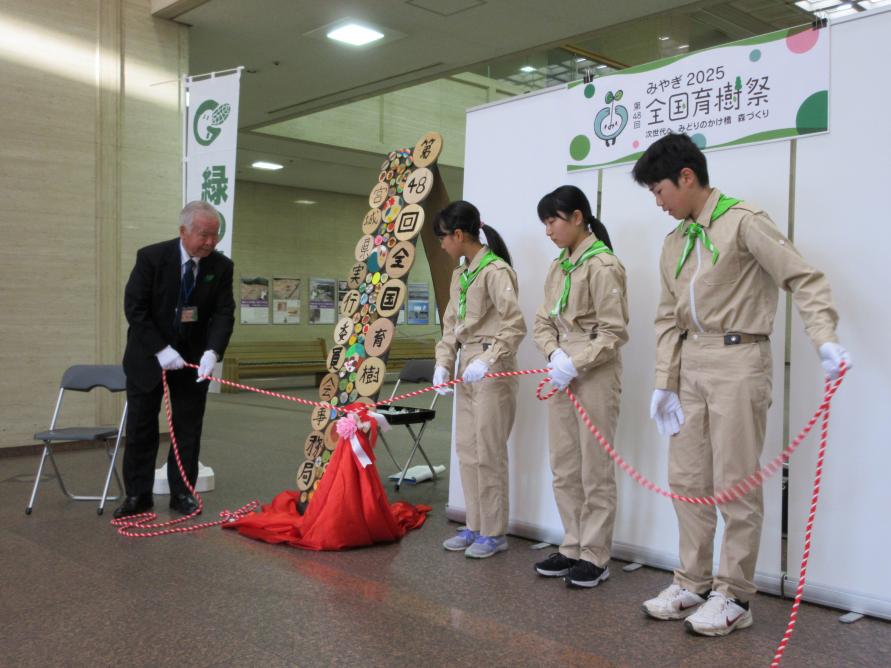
[
  {"left": 435, "top": 245, "right": 527, "bottom": 371},
  {"left": 655, "top": 188, "right": 839, "bottom": 392},
  {"left": 533, "top": 234, "right": 629, "bottom": 373}
]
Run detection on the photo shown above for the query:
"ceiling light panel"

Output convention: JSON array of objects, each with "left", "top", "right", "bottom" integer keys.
[
  {"left": 252, "top": 161, "right": 283, "bottom": 170},
  {"left": 327, "top": 24, "right": 384, "bottom": 46}
]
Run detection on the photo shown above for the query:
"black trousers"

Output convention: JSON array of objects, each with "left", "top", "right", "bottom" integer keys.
[{"left": 123, "top": 367, "right": 210, "bottom": 497}]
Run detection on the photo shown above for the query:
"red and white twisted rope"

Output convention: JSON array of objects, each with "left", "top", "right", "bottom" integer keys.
[
  {"left": 127, "top": 362, "right": 846, "bottom": 667},
  {"left": 770, "top": 377, "right": 833, "bottom": 666},
  {"left": 536, "top": 371, "right": 844, "bottom": 506},
  {"left": 110, "top": 370, "right": 259, "bottom": 537}
]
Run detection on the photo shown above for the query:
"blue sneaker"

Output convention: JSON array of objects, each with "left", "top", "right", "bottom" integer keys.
[
  {"left": 443, "top": 527, "right": 478, "bottom": 551},
  {"left": 465, "top": 534, "right": 508, "bottom": 559}
]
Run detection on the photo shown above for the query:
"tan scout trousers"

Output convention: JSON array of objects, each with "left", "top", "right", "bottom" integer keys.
[
  {"left": 455, "top": 345, "right": 518, "bottom": 537},
  {"left": 547, "top": 358, "right": 622, "bottom": 567},
  {"left": 669, "top": 336, "right": 772, "bottom": 601}
]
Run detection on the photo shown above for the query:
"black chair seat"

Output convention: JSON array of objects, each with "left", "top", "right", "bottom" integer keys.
[
  {"left": 376, "top": 405, "right": 436, "bottom": 425},
  {"left": 34, "top": 427, "right": 119, "bottom": 442}
]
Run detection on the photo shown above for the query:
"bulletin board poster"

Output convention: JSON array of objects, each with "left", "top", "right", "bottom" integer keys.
[
  {"left": 272, "top": 277, "right": 301, "bottom": 324},
  {"left": 407, "top": 283, "right": 429, "bottom": 324},
  {"left": 309, "top": 278, "right": 336, "bottom": 325},
  {"left": 563, "top": 25, "right": 830, "bottom": 172},
  {"left": 240, "top": 276, "right": 269, "bottom": 324}
]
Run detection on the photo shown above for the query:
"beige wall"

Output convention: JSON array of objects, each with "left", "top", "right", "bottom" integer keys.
[
  {"left": 230, "top": 179, "right": 439, "bottom": 345},
  {"left": 0, "top": 0, "right": 186, "bottom": 448},
  {"left": 0, "top": 1, "right": 443, "bottom": 449}
]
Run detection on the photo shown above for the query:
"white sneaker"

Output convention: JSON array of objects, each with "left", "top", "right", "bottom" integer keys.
[
  {"left": 685, "top": 592, "right": 753, "bottom": 636},
  {"left": 642, "top": 584, "right": 706, "bottom": 620}
]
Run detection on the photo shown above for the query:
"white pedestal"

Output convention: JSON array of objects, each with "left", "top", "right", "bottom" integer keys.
[{"left": 152, "top": 461, "right": 215, "bottom": 495}]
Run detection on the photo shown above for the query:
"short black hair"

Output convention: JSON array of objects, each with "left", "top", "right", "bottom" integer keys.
[{"left": 631, "top": 133, "right": 709, "bottom": 187}]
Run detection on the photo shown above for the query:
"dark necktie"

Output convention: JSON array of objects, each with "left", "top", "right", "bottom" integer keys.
[{"left": 182, "top": 259, "right": 196, "bottom": 303}]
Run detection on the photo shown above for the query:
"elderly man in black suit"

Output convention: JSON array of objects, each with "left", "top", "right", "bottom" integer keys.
[{"left": 114, "top": 201, "right": 235, "bottom": 519}]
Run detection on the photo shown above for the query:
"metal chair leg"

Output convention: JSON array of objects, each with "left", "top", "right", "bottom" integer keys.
[
  {"left": 395, "top": 421, "right": 436, "bottom": 490},
  {"left": 26, "top": 444, "right": 51, "bottom": 514},
  {"left": 97, "top": 437, "right": 124, "bottom": 515},
  {"left": 406, "top": 423, "right": 437, "bottom": 479},
  {"left": 48, "top": 444, "right": 121, "bottom": 504}
]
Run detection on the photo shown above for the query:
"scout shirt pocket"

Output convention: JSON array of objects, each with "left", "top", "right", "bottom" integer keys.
[
  {"left": 463, "top": 278, "right": 487, "bottom": 320},
  {"left": 565, "top": 269, "right": 591, "bottom": 314},
  {"left": 701, "top": 231, "right": 741, "bottom": 287}
]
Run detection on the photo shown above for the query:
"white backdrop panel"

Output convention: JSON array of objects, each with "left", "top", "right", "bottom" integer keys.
[
  {"left": 788, "top": 10, "right": 891, "bottom": 619},
  {"left": 449, "top": 89, "right": 571, "bottom": 541},
  {"left": 599, "top": 140, "right": 788, "bottom": 587},
  {"left": 456, "top": 89, "right": 787, "bottom": 589}
]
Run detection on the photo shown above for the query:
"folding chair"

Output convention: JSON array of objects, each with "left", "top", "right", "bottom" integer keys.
[
  {"left": 26, "top": 365, "right": 128, "bottom": 515},
  {"left": 376, "top": 359, "right": 439, "bottom": 491}
]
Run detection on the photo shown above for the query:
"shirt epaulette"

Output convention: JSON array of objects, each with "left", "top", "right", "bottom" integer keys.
[{"left": 728, "top": 200, "right": 763, "bottom": 216}]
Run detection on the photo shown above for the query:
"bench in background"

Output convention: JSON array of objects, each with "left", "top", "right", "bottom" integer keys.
[
  {"left": 221, "top": 339, "right": 328, "bottom": 392},
  {"left": 385, "top": 337, "right": 436, "bottom": 373}
]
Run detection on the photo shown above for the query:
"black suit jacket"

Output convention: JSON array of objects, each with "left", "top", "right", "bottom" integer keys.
[{"left": 123, "top": 238, "right": 235, "bottom": 392}]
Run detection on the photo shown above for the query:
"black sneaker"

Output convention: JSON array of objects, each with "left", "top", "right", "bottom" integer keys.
[
  {"left": 565, "top": 559, "right": 610, "bottom": 588},
  {"left": 535, "top": 552, "right": 578, "bottom": 577}
]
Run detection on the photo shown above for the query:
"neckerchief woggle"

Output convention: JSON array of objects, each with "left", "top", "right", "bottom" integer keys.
[
  {"left": 458, "top": 250, "right": 499, "bottom": 320},
  {"left": 550, "top": 239, "right": 613, "bottom": 316},
  {"left": 675, "top": 194, "right": 740, "bottom": 278}
]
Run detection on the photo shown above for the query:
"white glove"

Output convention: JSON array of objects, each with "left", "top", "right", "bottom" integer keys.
[
  {"left": 432, "top": 365, "right": 453, "bottom": 396},
  {"left": 156, "top": 345, "right": 185, "bottom": 371},
  {"left": 462, "top": 359, "right": 490, "bottom": 384},
  {"left": 368, "top": 410, "right": 392, "bottom": 433},
  {"left": 196, "top": 350, "right": 218, "bottom": 383},
  {"left": 547, "top": 348, "right": 578, "bottom": 391},
  {"left": 650, "top": 389, "right": 685, "bottom": 437},
  {"left": 818, "top": 342, "right": 851, "bottom": 381}
]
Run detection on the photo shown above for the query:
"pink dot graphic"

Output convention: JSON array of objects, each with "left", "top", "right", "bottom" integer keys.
[
  {"left": 786, "top": 28, "right": 819, "bottom": 54},
  {"left": 632, "top": 140, "right": 640, "bottom": 149}
]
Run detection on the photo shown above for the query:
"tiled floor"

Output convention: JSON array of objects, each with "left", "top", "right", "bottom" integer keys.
[{"left": 3, "top": 378, "right": 889, "bottom": 667}]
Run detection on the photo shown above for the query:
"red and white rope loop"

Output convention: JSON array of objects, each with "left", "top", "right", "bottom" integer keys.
[{"left": 118, "top": 362, "right": 846, "bottom": 666}]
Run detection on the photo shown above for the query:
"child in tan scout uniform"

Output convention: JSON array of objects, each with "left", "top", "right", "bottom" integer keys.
[
  {"left": 532, "top": 185, "right": 629, "bottom": 588},
  {"left": 433, "top": 200, "right": 527, "bottom": 559},
  {"left": 632, "top": 133, "right": 851, "bottom": 636}
]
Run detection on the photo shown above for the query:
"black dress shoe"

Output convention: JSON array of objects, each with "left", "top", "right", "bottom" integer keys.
[
  {"left": 169, "top": 493, "right": 201, "bottom": 516},
  {"left": 113, "top": 494, "right": 154, "bottom": 519}
]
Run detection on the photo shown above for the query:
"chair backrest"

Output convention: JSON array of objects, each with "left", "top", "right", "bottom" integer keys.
[
  {"left": 388, "top": 358, "right": 437, "bottom": 410},
  {"left": 61, "top": 365, "right": 127, "bottom": 393},
  {"left": 398, "top": 358, "right": 435, "bottom": 383}
]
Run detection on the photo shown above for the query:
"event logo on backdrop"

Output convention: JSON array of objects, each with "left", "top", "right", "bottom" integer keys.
[
  {"left": 184, "top": 68, "right": 242, "bottom": 257},
  {"left": 565, "top": 26, "right": 829, "bottom": 172}
]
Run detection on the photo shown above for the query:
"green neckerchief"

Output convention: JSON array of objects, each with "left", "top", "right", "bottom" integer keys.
[
  {"left": 458, "top": 250, "right": 499, "bottom": 320},
  {"left": 674, "top": 194, "right": 741, "bottom": 278},
  {"left": 550, "top": 239, "right": 613, "bottom": 316}
]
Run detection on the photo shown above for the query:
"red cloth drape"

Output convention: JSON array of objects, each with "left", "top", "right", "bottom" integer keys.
[{"left": 224, "top": 406, "right": 430, "bottom": 550}]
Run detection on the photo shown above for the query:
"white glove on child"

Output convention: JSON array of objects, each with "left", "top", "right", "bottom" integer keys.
[
  {"left": 547, "top": 349, "right": 578, "bottom": 391},
  {"left": 818, "top": 342, "right": 851, "bottom": 381},
  {"left": 156, "top": 345, "right": 185, "bottom": 371},
  {"left": 650, "top": 389, "right": 685, "bottom": 437},
  {"left": 196, "top": 350, "right": 218, "bottom": 383},
  {"left": 462, "top": 359, "right": 490, "bottom": 384},
  {"left": 432, "top": 365, "right": 454, "bottom": 396}
]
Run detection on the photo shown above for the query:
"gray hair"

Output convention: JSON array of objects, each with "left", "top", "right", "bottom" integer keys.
[{"left": 180, "top": 201, "right": 221, "bottom": 231}]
